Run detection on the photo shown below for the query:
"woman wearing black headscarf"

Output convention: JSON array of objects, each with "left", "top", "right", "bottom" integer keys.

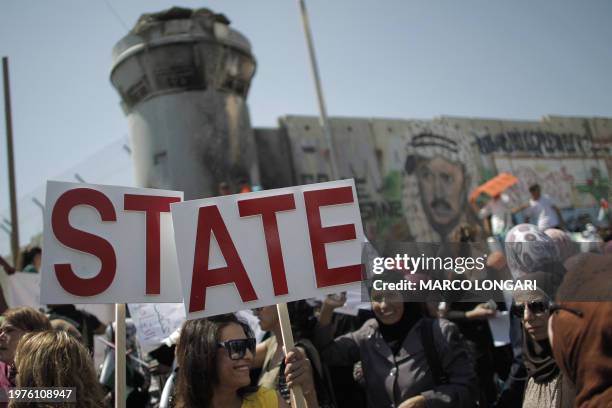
[{"left": 313, "top": 271, "right": 477, "bottom": 408}]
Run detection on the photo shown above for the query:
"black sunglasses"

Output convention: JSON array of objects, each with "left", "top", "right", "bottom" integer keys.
[
  {"left": 218, "top": 338, "right": 256, "bottom": 360},
  {"left": 511, "top": 301, "right": 550, "bottom": 318},
  {"left": 512, "top": 301, "right": 584, "bottom": 319}
]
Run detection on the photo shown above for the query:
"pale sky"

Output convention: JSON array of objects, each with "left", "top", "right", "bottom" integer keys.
[{"left": 1, "top": 0, "right": 612, "bottom": 250}]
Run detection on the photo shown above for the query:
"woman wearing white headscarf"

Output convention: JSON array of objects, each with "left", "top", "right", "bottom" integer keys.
[{"left": 505, "top": 224, "right": 575, "bottom": 408}]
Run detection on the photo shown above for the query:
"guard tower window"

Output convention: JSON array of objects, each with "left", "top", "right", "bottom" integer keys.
[{"left": 149, "top": 44, "right": 205, "bottom": 91}]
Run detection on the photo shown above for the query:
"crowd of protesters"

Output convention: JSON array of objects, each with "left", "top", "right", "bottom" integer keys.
[{"left": 0, "top": 183, "right": 609, "bottom": 407}]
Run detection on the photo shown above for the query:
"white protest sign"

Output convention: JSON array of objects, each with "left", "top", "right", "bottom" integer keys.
[
  {"left": 171, "top": 179, "right": 365, "bottom": 319},
  {"left": 41, "top": 181, "right": 183, "bottom": 304},
  {"left": 128, "top": 303, "right": 185, "bottom": 354},
  {"left": 4, "top": 272, "right": 41, "bottom": 309}
]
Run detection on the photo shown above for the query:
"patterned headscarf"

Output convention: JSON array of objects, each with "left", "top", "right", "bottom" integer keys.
[{"left": 505, "top": 224, "right": 560, "bottom": 280}]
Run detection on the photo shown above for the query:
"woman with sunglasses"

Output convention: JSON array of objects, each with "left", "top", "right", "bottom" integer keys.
[
  {"left": 174, "top": 314, "right": 312, "bottom": 408},
  {"left": 314, "top": 270, "right": 477, "bottom": 408},
  {"left": 512, "top": 283, "right": 575, "bottom": 408},
  {"left": 505, "top": 224, "right": 575, "bottom": 408}
]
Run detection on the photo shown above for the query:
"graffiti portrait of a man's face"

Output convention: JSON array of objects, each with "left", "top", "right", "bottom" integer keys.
[
  {"left": 403, "top": 130, "right": 475, "bottom": 242},
  {"left": 415, "top": 156, "right": 466, "bottom": 234}
]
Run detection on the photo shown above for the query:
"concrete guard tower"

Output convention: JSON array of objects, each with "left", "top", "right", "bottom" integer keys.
[{"left": 110, "top": 7, "right": 260, "bottom": 199}]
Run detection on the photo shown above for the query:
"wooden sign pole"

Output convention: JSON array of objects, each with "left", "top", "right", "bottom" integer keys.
[{"left": 276, "top": 303, "right": 307, "bottom": 408}]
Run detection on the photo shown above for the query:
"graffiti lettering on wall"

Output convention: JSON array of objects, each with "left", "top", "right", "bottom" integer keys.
[
  {"left": 476, "top": 130, "right": 593, "bottom": 157},
  {"left": 360, "top": 201, "right": 402, "bottom": 220},
  {"left": 494, "top": 158, "right": 611, "bottom": 208},
  {"left": 353, "top": 176, "right": 401, "bottom": 220}
]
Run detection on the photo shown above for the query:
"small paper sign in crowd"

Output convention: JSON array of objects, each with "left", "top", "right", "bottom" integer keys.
[{"left": 41, "top": 179, "right": 365, "bottom": 318}]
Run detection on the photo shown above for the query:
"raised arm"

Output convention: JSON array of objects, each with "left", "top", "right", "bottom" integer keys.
[
  {"left": 312, "top": 293, "right": 362, "bottom": 367},
  {"left": 318, "top": 293, "right": 346, "bottom": 327}
]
